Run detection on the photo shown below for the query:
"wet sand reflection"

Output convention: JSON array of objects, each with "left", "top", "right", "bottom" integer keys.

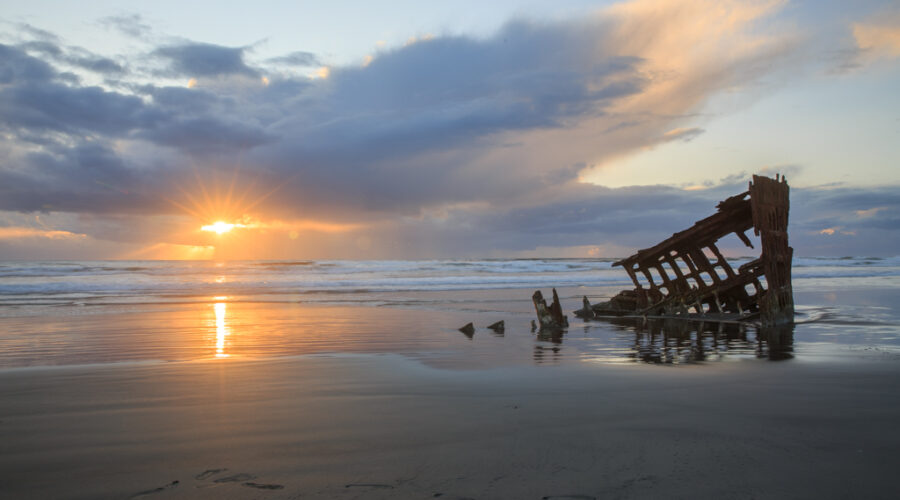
[
  {"left": 534, "top": 317, "right": 795, "bottom": 364},
  {"left": 213, "top": 299, "right": 229, "bottom": 358}
]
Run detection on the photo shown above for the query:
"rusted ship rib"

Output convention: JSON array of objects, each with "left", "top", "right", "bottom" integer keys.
[{"left": 581, "top": 174, "right": 793, "bottom": 327}]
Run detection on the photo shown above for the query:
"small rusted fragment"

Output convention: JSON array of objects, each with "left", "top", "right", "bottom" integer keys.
[
  {"left": 458, "top": 323, "right": 475, "bottom": 337},
  {"left": 574, "top": 296, "right": 595, "bottom": 319},
  {"left": 533, "top": 289, "right": 568, "bottom": 330},
  {"left": 487, "top": 320, "right": 505, "bottom": 332}
]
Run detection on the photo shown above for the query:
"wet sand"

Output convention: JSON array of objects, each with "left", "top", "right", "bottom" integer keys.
[{"left": 2, "top": 353, "right": 900, "bottom": 499}]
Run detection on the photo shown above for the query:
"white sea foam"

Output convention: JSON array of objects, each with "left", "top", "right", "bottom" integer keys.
[{"left": 0, "top": 257, "right": 898, "bottom": 309}]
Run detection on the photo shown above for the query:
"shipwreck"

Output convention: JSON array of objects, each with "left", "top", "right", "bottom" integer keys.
[{"left": 544, "top": 174, "right": 793, "bottom": 328}]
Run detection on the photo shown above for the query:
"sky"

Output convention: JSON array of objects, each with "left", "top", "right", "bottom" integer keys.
[{"left": 0, "top": 0, "right": 898, "bottom": 260}]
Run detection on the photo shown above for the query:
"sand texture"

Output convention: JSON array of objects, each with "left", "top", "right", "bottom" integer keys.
[{"left": 2, "top": 354, "right": 899, "bottom": 499}]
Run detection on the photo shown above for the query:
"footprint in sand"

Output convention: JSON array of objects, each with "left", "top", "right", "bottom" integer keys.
[
  {"left": 129, "top": 480, "right": 179, "bottom": 499},
  {"left": 213, "top": 472, "right": 258, "bottom": 483},
  {"left": 243, "top": 482, "right": 285, "bottom": 490},
  {"left": 345, "top": 483, "right": 395, "bottom": 489},
  {"left": 194, "top": 469, "right": 228, "bottom": 480},
  {"left": 194, "top": 469, "right": 285, "bottom": 491}
]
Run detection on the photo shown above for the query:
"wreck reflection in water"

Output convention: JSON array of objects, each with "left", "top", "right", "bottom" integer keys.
[{"left": 535, "top": 318, "right": 794, "bottom": 365}]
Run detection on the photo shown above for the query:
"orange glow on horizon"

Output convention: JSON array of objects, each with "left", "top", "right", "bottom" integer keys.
[
  {"left": 123, "top": 242, "right": 215, "bottom": 260},
  {"left": 163, "top": 168, "right": 367, "bottom": 259}
]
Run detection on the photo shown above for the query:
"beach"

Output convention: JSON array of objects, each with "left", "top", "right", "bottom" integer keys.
[
  {"left": 3, "top": 348, "right": 900, "bottom": 499},
  {"left": 2, "top": 259, "right": 900, "bottom": 499},
  {"left": 4, "top": 0, "right": 900, "bottom": 497}
]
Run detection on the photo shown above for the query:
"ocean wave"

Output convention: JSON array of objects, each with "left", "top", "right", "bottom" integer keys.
[{"left": 0, "top": 257, "right": 898, "bottom": 308}]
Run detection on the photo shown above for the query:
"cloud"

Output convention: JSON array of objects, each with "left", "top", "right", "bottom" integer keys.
[
  {"left": 853, "top": 14, "right": 900, "bottom": 59},
  {"left": 15, "top": 23, "right": 59, "bottom": 42},
  {"left": 662, "top": 127, "right": 705, "bottom": 142},
  {"left": 99, "top": 14, "right": 152, "bottom": 38},
  {"left": 154, "top": 42, "right": 259, "bottom": 77},
  {"left": 65, "top": 50, "right": 124, "bottom": 75},
  {"left": 758, "top": 164, "right": 803, "bottom": 180},
  {"left": 1, "top": 2, "right": 898, "bottom": 258},
  {"left": 17, "top": 40, "right": 62, "bottom": 57},
  {"left": 0, "top": 78, "right": 153, "bottom": 137},
  {"left": 855, "top": 207, "right": 887, "bottom": 218},
  {"left": 835, "top": 6, "right": 900, "bottom": 71},
  {"left": 0, "top": 226, "right": 86, "bottom": 240},
  {"left": 138, "top": 116, "right": 273, "bottom": 153},
  {"left": 14, "top": 37, "right": 125, "bottom": 76},
  {"left": 2, "top": 2, "right": 794, "bottom": 223},
  {"left": 0, "top": 142, "right": 155, "bottom": 214},
  {"left": 0, "top": 43, "right": 56, "bottom": 83},
  {"left": 266, "top": 50, "right": 320, "bottom": 67}
]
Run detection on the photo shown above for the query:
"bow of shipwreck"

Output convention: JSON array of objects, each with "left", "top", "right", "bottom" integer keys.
[{"left": 545, "top": 174, "right": 794, "bottom": 328}]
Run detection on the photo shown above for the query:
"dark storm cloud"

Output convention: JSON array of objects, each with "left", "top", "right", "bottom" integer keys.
[
  {"left": 0, "top": 43, "right": 56, "bottom": 83},
  {"left": 2, "top": 19, "right": 647, "bottom": 220},
  {"left": 799, "top": 188, "right": 900, "bottom": 212},
  {"left": 154, "top": 42, "right": 258, "bottom": 77},
  {"left": 0, "top": 80, "right": 154, "bottom": 137},
  {"left": 451, "top": 183, "right": 733, "bottom": 247},
  {"left": 0, "top": 142, "right": 156, "bottom": 214},
  {"left": 0, "top": 44, "right": 270, "bottom": 155},
  {"left": 246, "top": 20, "right": 646, "bottom": 215},
  {"left": 138, "top": 117, "right": 273, "bottom": 154},
  {"left": 306, "top": 30, "right": 643, "bottom": 158},
  {"left": 139, "top": 84, "right": 220, "bottom": 113},
  {"left": 792, "top": 187, "right": 900, "bottom": 232},
  {"left": 365, "top": 182, "right": 900, "bottom": 257}
]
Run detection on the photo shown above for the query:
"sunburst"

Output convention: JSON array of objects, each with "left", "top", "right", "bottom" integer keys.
[
  {"left": 201, "top": 221, "right": 237, "bottom": 234},
  {"left": 165, "top": 165, "right": 283, "bottom": 233}
]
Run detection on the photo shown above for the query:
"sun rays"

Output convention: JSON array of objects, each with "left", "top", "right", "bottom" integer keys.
[
  {"left": 156, "top": 163, "right": 364, "bottom": 259},
  {"left": 165, "top": 164, "right": 282, "bottom": 234}
]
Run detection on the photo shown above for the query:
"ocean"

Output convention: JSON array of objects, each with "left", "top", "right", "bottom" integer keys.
[
  {"left": 3, "top": 258, "right": 900, "bottom": 499},
  {"left": 1, "top": 257, "right": 899, "bottom": 368}
]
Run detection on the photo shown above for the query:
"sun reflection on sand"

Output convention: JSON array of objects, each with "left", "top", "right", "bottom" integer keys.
[{"left": 214, "top": 300, "right": 229, "bottom": 358}]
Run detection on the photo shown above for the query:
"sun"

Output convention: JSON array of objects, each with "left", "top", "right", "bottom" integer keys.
[
  {"left": 201, "top": 221, "right": 236, "bottom": 234},
  {"left": 164, "top": 165, "right": 284, "bottom": 245}
]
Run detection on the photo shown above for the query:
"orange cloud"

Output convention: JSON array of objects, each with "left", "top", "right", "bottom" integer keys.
[
  {"left": 255, "top": 218, "right": 362, "bottom": 234},
  {"left": 854, "top": 16, "right": 900, "bottom": 59},
  {"left": 569, "top": 0, "right": 792, "bottom": 187},
  {"left": 125, "top": 242, "right": 215, "bottom": 260},
  {"left": 855, "top": 207, "right": 887, "bottom": 218},
  {"left": 0, "top": 227, "right": 86, "bottom": 240},
  {"left": 605, "top": 0, "right": 788, "bottom": 116},
  {"left": 819, "top": 227, "right": 856, "bottom": 236},
  {"left": 662, "top": 127, "right": 704, "bottom": 142}
]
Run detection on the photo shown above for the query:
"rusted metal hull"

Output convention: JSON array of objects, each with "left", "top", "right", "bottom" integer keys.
[{"left": 590, "top": 175, "right": 793, "bottom": 326}]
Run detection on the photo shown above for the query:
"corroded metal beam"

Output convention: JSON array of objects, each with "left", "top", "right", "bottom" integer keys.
[{"left": 595, "top": 175, "right": 793, "bottom": 325}]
